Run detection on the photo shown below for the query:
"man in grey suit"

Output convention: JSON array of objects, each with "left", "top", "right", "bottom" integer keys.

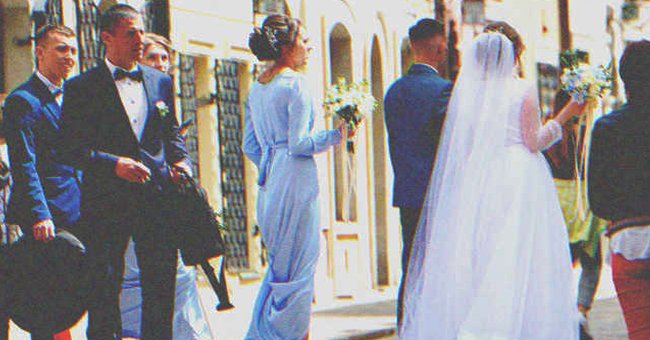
[{"left": 384, "top": 18, "right": 453, "bottom": 326}]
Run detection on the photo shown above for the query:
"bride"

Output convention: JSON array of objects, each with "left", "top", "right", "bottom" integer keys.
[{"left": 399, "top": 22, "right": 585, "bottom": 339}]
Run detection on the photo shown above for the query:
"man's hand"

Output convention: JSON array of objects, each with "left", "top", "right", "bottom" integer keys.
[
  {"left": 171, "top": 161, "right": 192, "bottom": 185},
  {"left": 115, "top": 157, "right": 151, "bottom": 184},
  {"left": 32, "top": 219, "right": 55, "bottom": 242}
]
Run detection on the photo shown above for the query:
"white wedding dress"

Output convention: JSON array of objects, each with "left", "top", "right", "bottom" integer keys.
[{"left": 400, "top": 33, "right": 578, "bottom": 340}]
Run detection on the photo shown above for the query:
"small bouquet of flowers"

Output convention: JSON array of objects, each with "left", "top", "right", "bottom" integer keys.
[
  {"left": 323, "top": 78, "right": 376, "bottom": 131},
  {"left": 560, "top": 57, "right": 612, "bottom": 219},
  {"left": 560, "top": 63, "right": 612, "bottom": 105}
]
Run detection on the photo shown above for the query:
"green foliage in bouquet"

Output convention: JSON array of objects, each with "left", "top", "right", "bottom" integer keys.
[{"left": 323, "top": 78, "right": 377, "bottom": 130}]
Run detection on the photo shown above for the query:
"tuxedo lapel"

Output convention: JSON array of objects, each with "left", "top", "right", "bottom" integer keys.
[
  {"left": 29, "top": 75, "right": 62, "bottom": 128},
  {"left": 141, "top": 67, "right": 162, "bottom": 144},
  {"left": 42, "top": 101, "right": 62, "bottom": 128},
  {"left": 142, "top": 66, "right": 156, "bottom": 127},
  {"left": 97, "top": 63, "right": 141, "bottom": 147}
]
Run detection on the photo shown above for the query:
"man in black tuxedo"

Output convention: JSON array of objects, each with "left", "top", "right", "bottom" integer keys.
[{"left": 59, "top": 4, "right": 190, "bottom": 339}]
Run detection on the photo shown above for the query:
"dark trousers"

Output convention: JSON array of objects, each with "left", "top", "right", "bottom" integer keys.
[
  {"left": 83, "top": 210, "right": 177, "bottom": 340},
  {"left": 397, "top": 207, "right": 422, "bottom": 327},
  {"left": 0, "top": 311, "right": 7, "bottom": 340}
]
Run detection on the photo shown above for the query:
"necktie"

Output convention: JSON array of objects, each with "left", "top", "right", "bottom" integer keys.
[
  {"left": 114, "top": 68, "right": 143, "bottom": 82},
  {"left": 51, "top": 88, "right": 63, "bottom": 97}
]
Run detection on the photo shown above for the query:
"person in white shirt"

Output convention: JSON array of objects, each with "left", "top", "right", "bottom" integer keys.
[{"left": 58, "top": 4, "right": 191, "bottom": 339}]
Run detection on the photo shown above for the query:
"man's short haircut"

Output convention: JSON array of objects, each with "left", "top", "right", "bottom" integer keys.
[
  {"left": 619, "top": 40, "right": 650, "bottom": 104},
  {"left": 409, "top": 18, "right": 445, "bottom": 43},
  {"left": 100, "top": 4, "right": 140, "bottom": 34},
  {"left": 34, "top": 25, "right": 76, "bottom": 47}
]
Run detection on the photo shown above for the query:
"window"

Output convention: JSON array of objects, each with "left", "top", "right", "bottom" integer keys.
[
  {"left": 537, "top": 63, "right": 559, "bottom": 120},
  {"left": 462, "top": 0, "right": 485, "bottom": 25},
  {"left": 215, "top": 59, "right": 251, "bottom": 271},
  {"left": 253, "top": 0, "right": 286, "bottom": 16},
  {"left": 0, "top": 5, "right": 4, "bottom": 94},
  {"left": 75, "top": 0, "right": 102, "bottom": 72}
]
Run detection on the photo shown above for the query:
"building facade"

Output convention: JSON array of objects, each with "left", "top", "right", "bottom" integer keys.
[
  {"left": 0, "top": 0, "right": 435, "bottom": 306},
  {"left": 2, "top": 0, "right": 640, "bottom": 309}
]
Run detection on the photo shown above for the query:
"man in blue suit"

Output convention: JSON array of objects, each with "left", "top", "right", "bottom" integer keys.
[
  {"left": 2, "top": 25, "right": 80, "bottom": 340},
  {"left": 384, "top": 18, "right": 452, "bottom": 326},
  {"left": 59, "top": 4, "right": 190, "bottom": 339}
]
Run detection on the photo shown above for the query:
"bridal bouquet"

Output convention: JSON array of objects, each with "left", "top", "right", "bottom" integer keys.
[
  {"left": 560, "top": 61, "right": 612, "bottom": 219},
  {"left": 323, "top": 78, "right": 376, "bottom": 131},
  {"left": 560, "top": 63, "right": 612, "bottom": 105}
]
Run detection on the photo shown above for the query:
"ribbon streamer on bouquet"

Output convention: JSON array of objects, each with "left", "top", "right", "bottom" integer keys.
[{"left": 573, "top": 98, "right": 604, "bottom": 220}]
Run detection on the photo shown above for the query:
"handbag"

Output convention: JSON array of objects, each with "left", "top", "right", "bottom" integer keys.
[{"left": 166, "top": 170, "right": 226, "bottom": 266}]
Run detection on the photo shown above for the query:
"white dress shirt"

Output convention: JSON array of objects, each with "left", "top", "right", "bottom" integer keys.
[
  {"left": 105, "top": 58, "right": 148, "bottom": 141},
  {"left": 35, "top": 70, "right": 63, "bottom": 106}
]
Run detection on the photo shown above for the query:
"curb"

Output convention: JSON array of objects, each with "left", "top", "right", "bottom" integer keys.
[{"left": 331, "top": 327, "right": 396, "bottom": 340}]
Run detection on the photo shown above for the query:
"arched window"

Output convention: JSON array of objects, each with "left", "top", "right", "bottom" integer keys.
[{"left": 329, "top": 23, "right": 357, "bottom": 223}]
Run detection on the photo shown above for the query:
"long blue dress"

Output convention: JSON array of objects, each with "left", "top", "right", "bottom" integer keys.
[{"left": 243, "top": 69, "right": 342, "bottom": 339}]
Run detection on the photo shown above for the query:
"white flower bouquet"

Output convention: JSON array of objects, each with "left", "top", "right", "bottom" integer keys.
[{"left": 323, "top": 78, "right": 376, "bottom": 131}]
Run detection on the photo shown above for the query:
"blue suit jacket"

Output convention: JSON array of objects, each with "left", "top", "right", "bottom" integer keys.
[
  {"left": 384, "top": 64, "right": 453, "bottom": 208},
  {"left": 588, "top": 103, "right": 650, "bottom": 221},
  {"left": 3, "top": 74, "right": 82, "bottom": 229},
  {"left": 59, "top": 63, "right": 189, "bottom": 225}
]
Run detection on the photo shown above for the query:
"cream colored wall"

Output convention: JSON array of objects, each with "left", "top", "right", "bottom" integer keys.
[
  {"left": 168, "top": 0, "right": 430, "bottom": 304},
  {"left": 2, "top": 2, "right": 34, "bottom": 92},
  {"left": 571, "top": 0, "right": 616, "bottom": 66}
]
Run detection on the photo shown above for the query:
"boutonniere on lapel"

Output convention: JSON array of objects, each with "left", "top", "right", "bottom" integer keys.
[{"left": 156, "top": 101, "right": 169, "bottom": 119}]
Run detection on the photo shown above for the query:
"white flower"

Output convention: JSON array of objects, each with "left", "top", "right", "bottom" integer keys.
[
  {"left": 156, "top": 100, "right": 170, "bottom": 118},
  {"left": 323, "top": 79, "right": 377, "bottom": 126}
]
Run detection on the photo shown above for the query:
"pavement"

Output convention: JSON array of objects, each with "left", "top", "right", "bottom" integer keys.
[{"left": 8, "top": 263, "right": 630, "bottom": 339}]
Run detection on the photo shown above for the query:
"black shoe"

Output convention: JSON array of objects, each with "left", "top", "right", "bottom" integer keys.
[
  {"left": 579, "top": 322, "right": 593, "bottom": 340},
  {"left": 216, "top": 302, "right": 235, "bottom": 311}
]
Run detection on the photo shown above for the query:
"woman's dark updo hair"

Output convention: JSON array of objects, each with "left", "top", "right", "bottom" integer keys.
[{"left": 249, "top": 15, "right": 302, "bottom": 62}]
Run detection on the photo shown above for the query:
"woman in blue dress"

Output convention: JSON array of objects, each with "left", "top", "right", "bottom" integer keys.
[{"left": 243, "top": 14, "right": 350, "bottom": 340}]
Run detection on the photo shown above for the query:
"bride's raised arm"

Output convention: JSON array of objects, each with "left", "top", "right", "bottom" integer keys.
[{"left": 521, "top": 86, "right": 584, "bottom": 153}]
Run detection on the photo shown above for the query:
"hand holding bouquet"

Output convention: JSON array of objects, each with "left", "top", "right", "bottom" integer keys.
[
  {"left": 323, "top": 78, "right": 376, "bottom": 132},
  {"left": 560, "top": 56, "right": 612, "bottom": 219}
]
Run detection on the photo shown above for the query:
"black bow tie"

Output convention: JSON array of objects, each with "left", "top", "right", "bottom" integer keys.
[
  {"left": 114, "top": 68, "right": 143, "bottom": 82},
  {"left": 51, "top": 88, "right": 63, "bottom": 97}
]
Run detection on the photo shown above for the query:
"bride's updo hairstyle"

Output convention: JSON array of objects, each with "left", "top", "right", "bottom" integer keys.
[
  {"left": 483, "top": 21, "right": 525, "bottom": 67},
  {"left": 249, "top": 14, "right": 302, "bottom": 62}
]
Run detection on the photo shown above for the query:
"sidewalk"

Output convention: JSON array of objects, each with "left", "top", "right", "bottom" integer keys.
[
  {"left": 8, "top": 263, "right": 630, "bottom": 339},
  {"left": 197, "top": 279, "right": 398, "bottom": 340}
]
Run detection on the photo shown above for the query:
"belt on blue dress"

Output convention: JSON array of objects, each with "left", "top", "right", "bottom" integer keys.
[{"left": 258, "top": 141, "right": 288, "bottom": 186}]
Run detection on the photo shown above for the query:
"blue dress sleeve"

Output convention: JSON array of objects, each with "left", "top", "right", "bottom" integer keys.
[
  {"left": 287, "top": 77, "right": 342, "bottom": 156},
  {"left": 242, "top": 98, "right": 262, "bottom": 167}
]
